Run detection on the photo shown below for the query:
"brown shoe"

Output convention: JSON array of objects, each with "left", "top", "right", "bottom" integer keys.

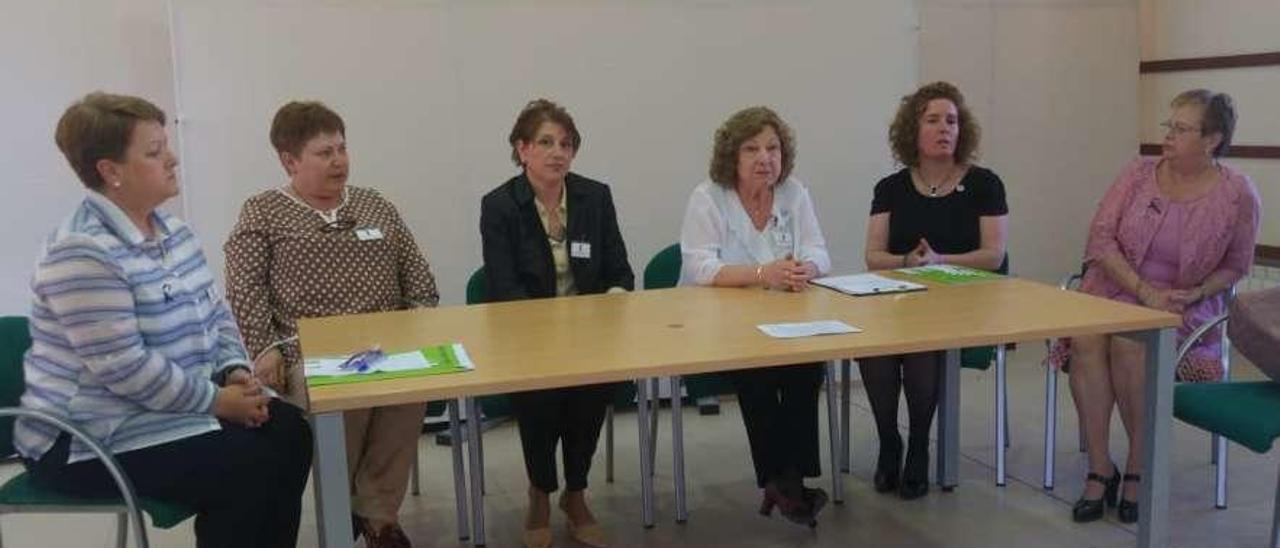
[{"left": 361, "top": 520, "right": 412, "bottom": 548}]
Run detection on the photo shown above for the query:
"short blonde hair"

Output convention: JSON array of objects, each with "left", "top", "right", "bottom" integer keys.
[
  {"left": 708, "top": 106, "right": 796, "bottom": 187},
  {"left": 55, "top": 92, "right": 167, "bottom": 190}
]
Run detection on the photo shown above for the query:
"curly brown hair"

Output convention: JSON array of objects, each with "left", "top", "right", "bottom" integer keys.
[
  {"left": 55, "top": 92, "right": 167, "bottom": 191},
  {"left": 508, "top": 98, "right": 581, "bottom": 166},
  {"left": 270, "top": 101, "right": 346, "bottom": 157},
  {"left": 888, "top": 81, "right": 980, "bottom": 167},
  {"left": 708, "top": 106, "right": 796, "bottom": 187}
]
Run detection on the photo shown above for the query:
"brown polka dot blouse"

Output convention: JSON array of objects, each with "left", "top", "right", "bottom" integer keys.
[{"left": 224, "top": 186, "right": 440, "bottom": 385}]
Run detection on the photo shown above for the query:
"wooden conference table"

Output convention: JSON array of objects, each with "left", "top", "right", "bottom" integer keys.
[{"left": 298, "top": 276, "right": 1179, "bottom": 548}]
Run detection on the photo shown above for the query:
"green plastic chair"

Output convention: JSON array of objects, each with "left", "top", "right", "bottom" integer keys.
[
  {"left": 465, "top": 268, "right": 512, "bottom": 418},
  {"left": 642, "top": 244, "right": 732, "bottom": 404},
  {"left": 1175, "top": 381, "right": 1280, "bottom": 545},
  {"left": 0, "top": 316, "right": 195, "bottom": 548}
]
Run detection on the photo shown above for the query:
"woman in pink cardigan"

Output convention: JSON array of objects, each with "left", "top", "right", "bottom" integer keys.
[{"left": 1062, "top": 89, "right": 1260, "bottom": 524}]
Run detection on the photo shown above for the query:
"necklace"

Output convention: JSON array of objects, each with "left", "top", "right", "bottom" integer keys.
[{"left": 913, "top": 165, "right": 964, "bottom": 197}]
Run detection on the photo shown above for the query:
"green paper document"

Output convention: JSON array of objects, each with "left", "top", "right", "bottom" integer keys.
[
  {"left": 305, "top": 343, "right": 475, "bottom": 387},
  {"left": 895, "top": 265, "right": 1003, "bottom": 285}
]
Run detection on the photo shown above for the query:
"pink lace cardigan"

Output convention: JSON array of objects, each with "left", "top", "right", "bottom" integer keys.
[{"left": 1050, "top": 157, "right": 1261, "bottom": 381}]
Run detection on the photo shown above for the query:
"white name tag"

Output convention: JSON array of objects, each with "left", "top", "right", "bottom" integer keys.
[
  {"left": 355, "top": 228, "right": 384, "bottom": 241},
  {"left": 570, "top": 241, "right": 591, "bottom": 259}
]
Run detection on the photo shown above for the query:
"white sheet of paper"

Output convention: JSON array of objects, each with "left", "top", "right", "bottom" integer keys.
[
  {"left": 304, "top": 350, "right": 434, "bottom": 377},
  {"left": 757, "top": 320, "right": 861, "bottom": 339},
  {"left": 376, "top": 350, "right": 434, "bottom": 372},
  {"left": 450, "top": 343, "right": 477, "bottom": 370},
  {"left": 811, "top": 273, "right": 925, "bottom": 296}
]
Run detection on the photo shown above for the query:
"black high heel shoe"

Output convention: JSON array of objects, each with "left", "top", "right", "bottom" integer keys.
[
  {"left": 1071, "top": 464, "right": 1120, "bottom": 523},
  {"left": 898, "top": 441, "right": 930, "bottom": 500},
  {"left": 1117, "top": 473, "right": 1141, "bottom": 524},
  {"left": 874, "top": 436, "right": 903, "bottom": 494}
]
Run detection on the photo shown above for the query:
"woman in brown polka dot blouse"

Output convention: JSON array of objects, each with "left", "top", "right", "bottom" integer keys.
[
  {"left": 480, "top": 99, "right": 634, "bottom": 548},
  {"left": 224, "top": 101, "right": 438, "bottom": 548}
]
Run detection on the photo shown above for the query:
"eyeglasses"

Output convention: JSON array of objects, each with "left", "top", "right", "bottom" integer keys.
[
  {"left": 319, "top": 219, "right": 357, "bottom": 233},
  {"left": 1160, "top": 120, "right": 1202, "bottom": 137}
]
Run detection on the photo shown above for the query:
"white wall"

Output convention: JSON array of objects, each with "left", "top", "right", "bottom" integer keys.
[
  {"left": 1139, "top": 0, "right": 1280, "bottom": 246},
  {"left": 0, "top": 0, "right": 176, "bottom": 314},
  {"left": 919, "top": 0, "right": 1141, "bottom": 283},
  {"left": 0, "top": 0, "right": 1150, "bottom": 317},
  {"left": 170, "top": 0, "right": 918, "bottom": 305}
]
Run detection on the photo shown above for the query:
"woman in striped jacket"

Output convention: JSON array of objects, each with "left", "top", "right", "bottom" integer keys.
[{"left": 16, "top": 92, "right": 312, "bottom": 548}]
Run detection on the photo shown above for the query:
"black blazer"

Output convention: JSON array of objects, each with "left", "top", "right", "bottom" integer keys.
[{"left": 480, "top": 172, "right": 635, "bottom": 302}]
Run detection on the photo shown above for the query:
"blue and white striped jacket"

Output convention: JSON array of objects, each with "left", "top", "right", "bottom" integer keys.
[{"left": 17, "top": 192, "right": 249, "bottom": 463}]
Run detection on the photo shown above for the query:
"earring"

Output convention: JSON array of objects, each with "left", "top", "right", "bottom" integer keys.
[{"left": 111, "top": 180, "right": 122, "bottom": 188}]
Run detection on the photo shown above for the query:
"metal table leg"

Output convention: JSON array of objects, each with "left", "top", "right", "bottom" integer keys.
[
  {"left": 1127, "top": 327, "right": 1175, "bottom": 548},
  {"left": 637, "top": 379, "right": 655, "bottom": 528},
  {"left": 996, "top": 345, "right": 1008, "bottom": 487},
  {"left": 465, "top": 397, "right": 486, "bottom": 546},
  {"left": 1043, "top": 360, "right": 1058, "bottom": 490},
  {"left": 311, "top": 412, "right": 354, "bottom": 548},
  {"left": 937, "top": 349, "right": 961, "bottom": 490},
  {"left": 671, "top": 376, "right": 688, "bottom": 523},
  {"left": 841, "top": 359, "right": 852, "bottom": 474},
  {"left": 825, "top": 361, "right": 844, "bottom": 504},
  {"left": 448, "top": 401, "right": 471, "bottom": 541}
]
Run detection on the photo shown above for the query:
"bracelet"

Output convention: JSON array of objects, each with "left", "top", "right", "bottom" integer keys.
[
  {"left": 755, "top": 264, "right": 764, "bottom": 285},
  {"left": 901, "top": 254, "right": 909, "bottom": 268},
  {"left": 212, "top": 364, "right": 252, "bottom": 387}
]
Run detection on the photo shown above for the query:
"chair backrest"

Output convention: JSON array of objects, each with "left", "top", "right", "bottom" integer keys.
[
  {"left": 0, "top": 316, "right": 32, "bottom": 458},
  {"left": 643, "top": 244, "right": 681, "bottom": 290},
  {"left": 960, "top": 255, "right": 1012, "bottom": 370},
  {"left": 466, "top": 267, "right": 488, "bottom": 305}
]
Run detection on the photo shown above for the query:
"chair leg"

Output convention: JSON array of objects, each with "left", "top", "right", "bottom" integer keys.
[
  {"left": 115, "top": 512, "right": 127, "bottom": 548},
  {"left": 411, "top": 444, "right": 421, "bottom": 496},
  {"left": 996, "top": 345, "right": 1007, "bottom": 487},
  {"left": 648, "top": 378, "right": 660, "bottom": 477},
  {"left": 841, "top": 359, "right": 852, "bottom": 474},
  {"left": 606, "top": 404, "right": 615, "bottom": 483},
  {"left": 824, "top": 361, "right": 844, "bottom": 504},
  {"left": 1271, "top": 459, "right": 1280, "bottom": 548},
  {"left": 1215, "top": 434, "right": 1229, "bottom": 509},
  {"left": 1216, "top": 345, "right": 1232, "bottom": 508},
  {"left": 448, "top": 400, "right": 471, "bottom": 541},
  {"left": 1043, "top": 360, "right": 1058, "bottom": 490}
]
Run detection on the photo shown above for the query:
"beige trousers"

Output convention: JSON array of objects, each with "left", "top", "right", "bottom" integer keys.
[{"left": 284, "top": 362, "right": 427, "bottom": 525}]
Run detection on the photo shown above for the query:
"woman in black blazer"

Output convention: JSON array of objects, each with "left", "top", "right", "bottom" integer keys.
[{"left": 480, "top": 99, "right": 634, "bottom": 548}]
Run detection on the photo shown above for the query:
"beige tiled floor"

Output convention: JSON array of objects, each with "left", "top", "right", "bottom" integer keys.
[{"left": 2, "top": 346, "right": 1277, "bottom": 547}]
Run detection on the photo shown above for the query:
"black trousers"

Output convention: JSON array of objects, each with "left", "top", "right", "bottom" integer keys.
[
  {"left": 726, "top": 363, "right": 824, "bottom": 488},
  {"left": 510, "top": 383, "right": 616, "bottom": 493},
  {"left": 26, "top": 399, "right": 313, "bottom": 548}
]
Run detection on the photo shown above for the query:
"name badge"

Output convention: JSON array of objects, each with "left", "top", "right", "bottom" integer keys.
[
  {"left": 355, "top": 228, "right": 384, "bottom": 241},
  {"left": 772, "top": 229, "right": 794, "bottom": 249},
  {"left": 570, "top": 241, "right": 592, "bottom": 259}
]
